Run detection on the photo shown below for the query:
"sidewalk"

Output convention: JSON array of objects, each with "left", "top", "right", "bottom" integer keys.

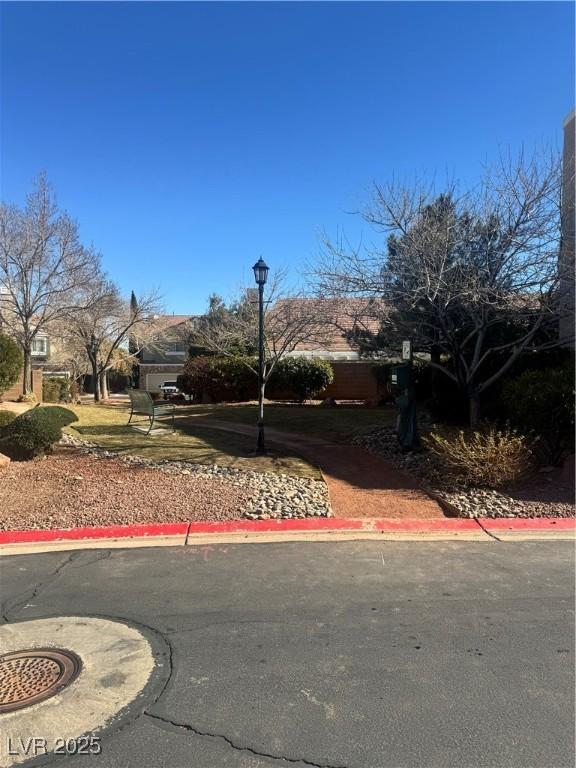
[{"left": 186, "top": 418, "right": 444, "bottom": 519}]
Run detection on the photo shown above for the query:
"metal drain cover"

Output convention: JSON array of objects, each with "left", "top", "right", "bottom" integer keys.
[{"left": 0, "top": 649, "right": 81, "bottom": 714}]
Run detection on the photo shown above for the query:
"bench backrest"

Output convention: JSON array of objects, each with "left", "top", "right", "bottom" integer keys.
[{"left": 127, "top": 388, "right": 155, "bottom": 414}]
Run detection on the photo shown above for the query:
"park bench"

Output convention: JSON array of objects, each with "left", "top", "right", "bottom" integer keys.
[{"left": 126, "top": 388, "right": 175, "bottom": 435}]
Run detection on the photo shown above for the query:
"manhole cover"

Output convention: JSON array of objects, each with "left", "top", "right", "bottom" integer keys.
[{"left": 0, "top": 649, "right": 81, "bottom": 714}]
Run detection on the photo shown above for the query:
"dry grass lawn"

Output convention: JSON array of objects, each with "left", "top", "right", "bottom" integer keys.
[{"left": 66, "top": 404, "right": 320, "bottom": 478}]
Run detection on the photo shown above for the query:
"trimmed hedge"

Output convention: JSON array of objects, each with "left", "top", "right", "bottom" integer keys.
[
  {"left": 177, "top": 355, "right": 335, "bottom": 403},
  {"left": 0, "top": 334, "right": 23, "bottom": 397},
  {"left": 0, "top": 405, "right": 78, "bottom": 460},
  {"left": 177, "top": 356, "right": 257, "bottom": 403},
  {"left": 269, "top": 357, "right": 334, "bottom": 402},
  {"left": 33, "top": 406, "right": 78, "bottom": 428},
  {"left": 43, "top": 377, "right": 70, "bottom": 403}
]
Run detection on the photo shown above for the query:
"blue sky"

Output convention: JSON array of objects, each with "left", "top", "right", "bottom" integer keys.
[{"left": 1, "top": 1, "right": 574, "bottom": 314}]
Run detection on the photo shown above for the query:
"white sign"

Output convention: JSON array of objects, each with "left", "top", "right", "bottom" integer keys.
[{"left": 402, "top": 340, "right": 412, "bottom": 361}]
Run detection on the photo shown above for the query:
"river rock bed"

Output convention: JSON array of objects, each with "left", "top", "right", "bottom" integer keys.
[
  {"left": 352, "top": 427, "right": 574, "bottom": 519},
  {"left": 60, "top": 434, "right": 330, "bottom": 520}
]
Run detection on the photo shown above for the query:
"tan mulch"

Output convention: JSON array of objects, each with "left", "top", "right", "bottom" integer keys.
[{"left": 0, "top": 448, "right": 253, "bottom": 531}]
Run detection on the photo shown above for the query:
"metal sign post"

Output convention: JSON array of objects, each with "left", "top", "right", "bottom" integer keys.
[{"left": 396, "top": 339, "right": 419, "bottom": 451}]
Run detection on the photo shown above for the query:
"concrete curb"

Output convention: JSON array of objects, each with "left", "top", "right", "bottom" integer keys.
[{"left": 0, "top": 517, "right": 573, "bottom": 554}]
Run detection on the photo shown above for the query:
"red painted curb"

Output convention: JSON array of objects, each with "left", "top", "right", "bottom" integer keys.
[
  {"left": 480, "top": 518, "right": 575, "bottom": 531},
  {"left": 0, "top": 516, "right": 572, "bottom": 546},
  {"left": 374, "top": 518, "right": 481, "bottom": 532},
  {"left": 0, "top": 522, "right": 190, "bottom": 545},
  {"left": 187, "top": 518, "right": 368, "bottom": 534}
]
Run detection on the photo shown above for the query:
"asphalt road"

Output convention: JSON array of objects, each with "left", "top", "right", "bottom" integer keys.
[{"left": 0, "top": 540, "right": 574, "bottom": 768}]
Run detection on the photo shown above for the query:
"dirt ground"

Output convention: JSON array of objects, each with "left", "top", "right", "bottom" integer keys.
[{"left": 0, "top": 447, "right": 253, "bottom": 530}]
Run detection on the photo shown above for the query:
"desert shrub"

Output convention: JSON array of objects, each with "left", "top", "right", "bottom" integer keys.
[
  {"left": 423, "top": 425, "right": 533, "bottom": 489},
  {"left": 0, "top": 335, "right": 23, "bottom": 398},
  {"left": 42, "top": 377, "right": 70, "bottom": 403},
  {"left": 269, "top": 357, "right": 334, "bottom": 402},
  {"left": 0, "top": 411, "right": 17, "bottom": 429},
  {"left": 17, "top": 392, "right": 37, "bottom": 404},
  {"left": 500, "top": 366, "right": 575, "bottom": 463},
  {"left": 177, "top": 355, "right": 257, "bottom": 403}
]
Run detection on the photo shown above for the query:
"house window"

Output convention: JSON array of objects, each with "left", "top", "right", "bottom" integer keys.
[
  {"left": 166, "top": 342, "right": 186, "bottom": 356},
  {"left": 31, "top": 337, "right": 47, "bottom": 355}
]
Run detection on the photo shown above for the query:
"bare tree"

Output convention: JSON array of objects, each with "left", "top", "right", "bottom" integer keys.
[
  {"left": 188, "top": 270, "right": 334, "bottom": 403},
  {"left": 315, "top": 149, "right": 571, "bottom": 425},
  {"left": 65, "top": 277, "right": 162, "bottom": 401},
  {"left": 0, "top": 174, "right": 97, "bottom": 393}
]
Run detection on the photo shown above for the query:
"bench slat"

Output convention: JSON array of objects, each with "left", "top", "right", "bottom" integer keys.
[{"left": 126, "top": 388, "right": 175, "bottom": 434}]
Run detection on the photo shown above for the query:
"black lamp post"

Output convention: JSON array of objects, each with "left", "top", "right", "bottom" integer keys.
[{"left": 253, "top": 258, "right": 269, "bottom": 454}]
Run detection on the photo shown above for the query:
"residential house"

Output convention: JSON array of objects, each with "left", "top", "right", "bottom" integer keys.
[
  {"left": 274, "top": 297, "right": 385, "bottom": 361},
  {"left": 136, "top": 300, "right": 386, "bottom": 400},
  {"left": 273, "top": 297, "right": 387, "bottom": 400},
  {"left": 137, "top": 314, "right": 194, "bottom": 391}
]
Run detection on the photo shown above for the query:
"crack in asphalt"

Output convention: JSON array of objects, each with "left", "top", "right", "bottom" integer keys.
[
  {"left": 145, "top": 712, "right": 349, "bottom": 768},
  {"left": 0, "top": 549, "right": 111, "bottom": 623}
]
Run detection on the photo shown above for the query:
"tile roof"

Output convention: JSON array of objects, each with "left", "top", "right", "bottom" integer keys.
[{"left": 272, "top": 297, "right": 386, "bottom": 353}]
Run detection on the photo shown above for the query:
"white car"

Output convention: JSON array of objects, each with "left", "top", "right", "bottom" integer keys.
[{"left": 159, "top": 381, "right": 180, "bottom": 399}]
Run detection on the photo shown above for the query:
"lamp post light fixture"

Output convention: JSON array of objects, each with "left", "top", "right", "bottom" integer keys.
[{"left": 253, "top": 258, "right": 269, "bottom": 454}]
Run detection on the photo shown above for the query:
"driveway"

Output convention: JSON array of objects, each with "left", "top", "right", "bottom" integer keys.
[{"left": 0, "top": 540, "right": 574, "bottom": 768}]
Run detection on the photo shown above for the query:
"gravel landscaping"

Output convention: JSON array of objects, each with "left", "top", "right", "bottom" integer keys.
[
  {"left": 0, "top": 437, "right": 331, "bottom": 531},
  {"left": 0, "top": 450, "right": 251, "bottom": 530},
  {"left": 63, "top": 434, "right": 330, "bottom": 520},
  {"left": 352, "top": 426, "right": 575, "bottom": 519}
]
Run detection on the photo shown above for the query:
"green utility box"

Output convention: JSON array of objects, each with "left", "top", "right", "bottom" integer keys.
[
  {"left": 390, "top": 362, "right": 419, "bottom": 450},
  {"left": 390, "top": 363, "right": 412, "bottom": 390}
]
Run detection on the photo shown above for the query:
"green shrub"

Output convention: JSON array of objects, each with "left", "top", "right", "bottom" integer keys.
[
  {"left": 0, "top": 335, "right": 23, "bottom": 398},
  {"left": 43, "top": 377, "right": 70, "bottom": 403},
  {"left": 0, "top": 408, "right": 64, "bottom": 460},
  {"left": 177, "top": 355, "right": 257, "bottom": 403},
  {"left": 0, "top": 406, "right": 77, "bottom": 460},
  {"left": 34, "top": 406, "right": 78, "bottom": 428},
  {"left": 500, "top": 366, "right": 575, "bottom": 463},
  {"left": 42, "top": 378, "right": 60, "bottom": 403},
  {"left": 0, "top": 411, "right": 17, "bottom": 429},
  {"left": 423, "top": 425, "right": 533, "bottom": 489},
  {"left": 269, "top": 357, "right": 334, "bottom": 402}
]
